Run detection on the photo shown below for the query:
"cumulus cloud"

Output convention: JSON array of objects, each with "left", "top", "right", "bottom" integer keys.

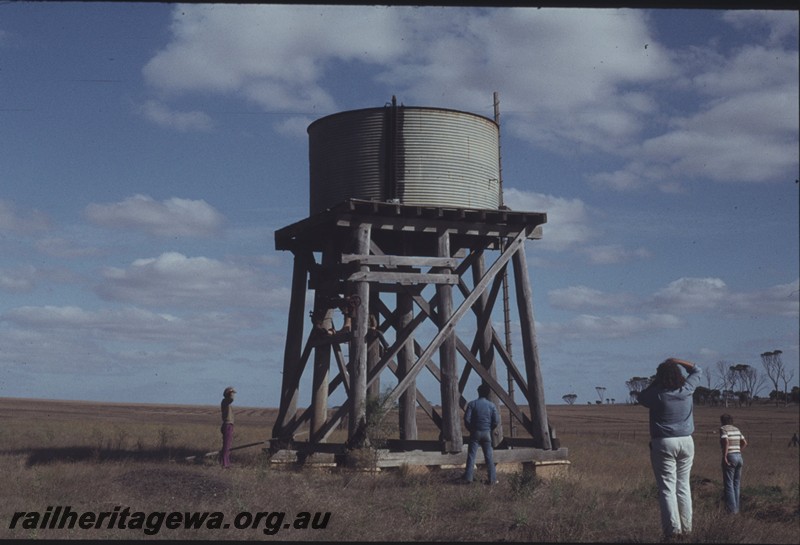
[
  {"left": 95, "top": 251, "right": 288, "bottom": 310},
  {"left": 651, "top": 277, "right": 729, "bottom": 312},
  {"left": 141, "top": 7, "right": 676, "bottom": 151},
  {"left": 503, "top": 188, "right": 595, "bottom": 251},
  {"left": 141, "top": 6, "right": 795, "bottom": 190},
  {"left": 387, "top": 8, "right": 675, "bottom": 154},
  {"left": 592, "top": 13, "right": 798, "bottom": 190},
  {"left": 143, "top": 5, "right": 408, "bottom": 113},
  {"left": 85, "top": 194, "right": 224, "bottom": 237}
]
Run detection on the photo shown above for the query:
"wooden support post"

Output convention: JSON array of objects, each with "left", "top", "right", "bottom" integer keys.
[
  {"left": 273, "top": 252, "right": 309, "bottom": 439},
  {"left": 310, "top": 242, "right": 336, "bottom": 441},
  {"left": 311, "top": 316, "right": 331, "bottom": 441},
  {"left": 348, "top": 223, "right": 371, "bottom": 445},
  {"left": 367, "top": 293, "right": 381, "bottom": 401},
  {"left": 511, "top": 239, "right": 552, "bottom": 450},
  {"left": 437, "top": 229, "right": 462, "bottom": 453},
  {"left": 472, "top": 252, "right": 504, "bottom": 447},
  {"left": 397, "top": 289, "right": 417, "bottom": 442}
]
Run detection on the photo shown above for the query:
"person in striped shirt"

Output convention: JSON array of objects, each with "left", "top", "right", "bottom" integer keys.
[{"left": 720, "top": 414, "right": 748, "bottom": 514}]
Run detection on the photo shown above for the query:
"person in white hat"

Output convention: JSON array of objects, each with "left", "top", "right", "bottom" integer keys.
[{"left": 220, "top": 387, "right": 236, "bottom": 468}]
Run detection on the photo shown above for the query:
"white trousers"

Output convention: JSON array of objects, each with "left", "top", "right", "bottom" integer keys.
[{"left": 650, "top": 436, "right": 695, "bottom": 537}]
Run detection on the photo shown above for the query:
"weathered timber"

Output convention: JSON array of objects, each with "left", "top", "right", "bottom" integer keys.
[
  {"left": 368, "top": 446, "right": 569, "bottom": 469},
  {"left": 512, "top": 242, "right": 551, "bottom": 450},
  {"left": 311, "top": 242, "right": 337, "bottom": 440},
  {"left": 397, "top": 289, "right": 417, "bottom": 441},
  {"left": 272, "top": 252, "right": 309, "bottom": 439},
  {"left": 437, "top": 228, "right": 462, "bottom": 453},
  {"left": 267, "top": 439, "right": 568, "bottom": 470},
  {"left": 473, "top": 252, "right": 502, "bottom": 449},
  {"left": 347, "top": 270, "right": 459, "bottom": 285},
  {"left": 341, "top": 254, "right": 460, "bottom": 268},
  {"left": 274, "top": 199, "right": 547, "bottom": 253},
  {"left": 348, "top": 223, "right": 371, "bottom": 444}
]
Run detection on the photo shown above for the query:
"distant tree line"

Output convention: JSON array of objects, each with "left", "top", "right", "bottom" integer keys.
[{"left": 619, "top": 349, "right": 798, "bottom": 407}]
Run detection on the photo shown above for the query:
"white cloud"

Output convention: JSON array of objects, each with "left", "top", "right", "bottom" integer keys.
[
  {"left": 728, "top": 278, "right": 800, "bottom": 318},
  {"left": 637, "top": 85, "right": 798, "bottom": 184},
  {"left": 651, "top": 277, "right": 730, "bottom": 312},
  {"left": 35, "top": 236, "right": 103, "bottom": 259},
  {"left": 582, "top": 244, "right": 651, "bottom": 265},
  {"left": 592, "top": 14, "right": 798, "bottom": 191},
  {"left": 139, "top": 7, "right": 797, "bottom": 192},
  {"left": 503, "top": 187, "right": 595, "bottom": 251},
  {"left": 143, "top": 5, "right": 408, "bottom": 113},
  {"left": 547, "top": 277, "right": 799, "bottom": 322},
  {"left": 139, "top": 100, "right": 213, "bottom": 132},
  {"left": 650, "top": 277, "right": 800, "bottom": 318},
  {"left": 380, "top": 8, "right": 676, "bottom": 154},
  {"left": 141, "top": 6, "right": 678, "bottom": 153},
  {"left": 95, "top": 251, "right": 288, "bottom": 310},
  {"left": 542, "top": 312, "right": 684, "bottom": 340},
  {"left": 0, "top": 199, "right": 50, "bottom": 233},
  {"left": 0, "top": 304, "right": 271, "bottom": 369},
  {"left": 274, "top": 115, "right": 316, "bottom": 139},
  {"left": 0, "top": 267, "right": 35, "bottom": 293},
  {"left": 85, "top": 194, "right": 224, "bottom": 237},
  {"left": 723, "top": 10, "right": 799, "bottom": 47},
  {"left": 549, "top": 285, "right": 636, "bottom": 311}
]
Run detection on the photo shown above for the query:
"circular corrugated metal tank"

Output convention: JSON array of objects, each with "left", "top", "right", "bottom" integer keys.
[{"left": 308, "top": 106, "right": 500, "bottom": 214}]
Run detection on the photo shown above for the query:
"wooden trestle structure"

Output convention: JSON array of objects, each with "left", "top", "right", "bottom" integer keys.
[{"left": 268, "top": 198, "right": 567, "bottom": 469}]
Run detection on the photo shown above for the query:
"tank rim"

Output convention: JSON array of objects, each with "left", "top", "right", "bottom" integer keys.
[{"left": 306, "top": 105, "right": 498, "bottom": 134}]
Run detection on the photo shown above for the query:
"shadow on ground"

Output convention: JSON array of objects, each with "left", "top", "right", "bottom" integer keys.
[{"left": 2, "top": 446, "right": 207, "bottom": 466}]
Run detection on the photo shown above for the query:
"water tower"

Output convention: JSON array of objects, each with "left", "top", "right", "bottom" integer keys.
[{"left": 268, "top": 97, "right": 567, "bottom": 472}]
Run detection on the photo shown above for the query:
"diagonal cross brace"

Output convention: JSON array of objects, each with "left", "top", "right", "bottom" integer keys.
[{"left": 379, "top": 228, "right": 531, "bottom": 412}]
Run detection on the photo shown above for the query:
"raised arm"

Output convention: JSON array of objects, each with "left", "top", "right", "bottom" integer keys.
[{"left": 666, "top": 357, "right": 695, "bottom": 370}]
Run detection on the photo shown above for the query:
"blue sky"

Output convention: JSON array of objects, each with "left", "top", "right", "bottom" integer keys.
[{"left": 1, "top": 4, "right": 797, "bottom": 409}]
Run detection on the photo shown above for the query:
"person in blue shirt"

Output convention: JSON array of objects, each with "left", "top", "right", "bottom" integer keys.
[
  {"left": 638, "top": 358, "right": 702, "bottom": 540},
  {"left": 462, "top": 383, "right": 500, "bottom": 484}
]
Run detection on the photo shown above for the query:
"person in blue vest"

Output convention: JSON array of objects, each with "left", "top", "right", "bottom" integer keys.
[{"left": 462, "top": 383, "right": 500, "bottom": 484}]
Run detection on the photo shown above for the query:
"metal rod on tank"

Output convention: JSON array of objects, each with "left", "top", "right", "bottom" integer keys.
[
  {"left": 494, "top": 91, "right": 516, "bottom": 439},
  {"left": 493, "top": 91, "right": 504, "bottom": 207},
  {"left": 386, "top": 95, "right": 398, "bottom": 201}
]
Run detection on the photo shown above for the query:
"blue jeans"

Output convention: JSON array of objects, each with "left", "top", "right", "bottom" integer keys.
[
  {"left": 650, "top": 436, "right": 695, "bottom": 537},
  {"left": 464, "top": 430, "right": 496, "bottom": 483},
  {"left": 722, "top": 452, "right": 743, "bottom": 513}
]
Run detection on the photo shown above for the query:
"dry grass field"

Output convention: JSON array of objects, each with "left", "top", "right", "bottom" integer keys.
[{"left": 1, "top": 397, "right": 797, "bottom": 542}]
